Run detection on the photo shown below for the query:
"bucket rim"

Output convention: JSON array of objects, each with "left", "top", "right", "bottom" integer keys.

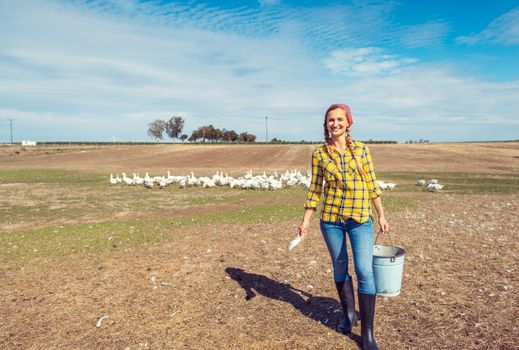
[
  {"left": 373, "top": 244, "right": 405, "bottom": 258},
  {"left": 376, "top": 291, "right": 401, "bottom": 297}
]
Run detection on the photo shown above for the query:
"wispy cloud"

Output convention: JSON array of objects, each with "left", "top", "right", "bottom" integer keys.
[
  {"left": 394, "top": 21, "right": 450, "bottom": 48},
  {"left": 0, "top": 0, "right": 517, "bottom": 143},
  {"left": 0, "top": 1, "right": 330, "bottom": 140},
  {"left": 328, "top": 65, "right": 519, "bottom": 142},
  {"left": 59, "top": 1, "right": 445, "bottom": 52},
  {"left": 457, "top": 7, "right": 519, "bottom": 46},
  {"left": 323, "top": 47, "right": 417, "bottom": 76}
]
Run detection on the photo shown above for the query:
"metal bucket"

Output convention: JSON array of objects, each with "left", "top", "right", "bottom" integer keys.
[{"left": 373, "top": 232, "right": 405, "bottom": 297}]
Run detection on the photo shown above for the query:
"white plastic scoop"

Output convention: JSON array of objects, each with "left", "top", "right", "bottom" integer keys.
[{"left": 288, "top": 236, "right": 302, "bottom": 251}]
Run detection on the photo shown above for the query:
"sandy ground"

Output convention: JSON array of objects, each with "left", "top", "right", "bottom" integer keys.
[
  {"left": 1, "top": 141, "right": 518, "bottom": 175},
  {"left": 1, "top": 142, "right": 519, "bottom": 349}
]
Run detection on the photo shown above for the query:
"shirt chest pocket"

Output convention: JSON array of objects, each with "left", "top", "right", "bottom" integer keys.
[
  {"left": 321, "top": 159, "right": 338, "bottom": 182},
  {"left": 345, "top": 151, "right": 367, "bottom": 176}
]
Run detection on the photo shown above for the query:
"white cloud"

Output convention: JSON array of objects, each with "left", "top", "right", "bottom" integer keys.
[
  {"left": 329, "top": 64, "right": 519, "bottom": 142},
  {"left": 0, "top": 1, "right": 332, "bottom": 141},
  {"left": 323, "top": 47, "right": 417, "bottom": 76},
  {"left": 457, "top": 7, "right": 519, "bottom": 45},
  {"left": 0, "top": 1, "right": 517, "bottom": 143}
]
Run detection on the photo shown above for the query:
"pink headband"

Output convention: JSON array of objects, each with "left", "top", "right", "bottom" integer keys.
[{"left": 325, "top": 103, "right": 353, "bottom": 126}]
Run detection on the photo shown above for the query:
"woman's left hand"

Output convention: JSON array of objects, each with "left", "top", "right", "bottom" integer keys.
[{"left": 378, "top": 216, "right": 389, "bottom": 234}]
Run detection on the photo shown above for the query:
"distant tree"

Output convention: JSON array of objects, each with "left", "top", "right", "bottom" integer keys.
[
  {"left": 190, "top": 125, "right": 224, "bottom": 142},
  {"left": 190, "top": 126, "right": 207, "bottom": 142},
  {"left": 180, "top": 134, "right": 188, "bottom": 142},
  {"left": 147, "top": 119, "right": 167, "bottom": 142},
  {"left": 165, "top": 116, "right": 185, "bottom": 140},
  {"left": 188, "top": 126, "right": 254, "bottom": 143},
  {"left": 238, "top": 132, "right": 256, "bottom": 143},
  {"left": 223, "top": 129, "right": 239, "bottom": 142},
  {"left": 214, "top": 127, "right": 224, "bottom": 142},
  {"left": 200, "top": 125, "right": 210, "bottom": 141},
  {"left": 205, "top": 125, "right": 218, "bottom": 142}
]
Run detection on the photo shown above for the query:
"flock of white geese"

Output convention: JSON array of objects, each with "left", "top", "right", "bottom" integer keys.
[
  {"left": 109, "top": 170, "right": 310, "bottom": 190},
  {"left": 108, "top": 171, "right": 444, "bottom": 192}
]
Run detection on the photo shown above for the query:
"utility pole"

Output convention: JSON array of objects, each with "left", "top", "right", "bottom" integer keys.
[
  {"left": 7, "top": 119, "right": 14, "bottom": 144},
  {"left": 265, "top": 116, "right": 268, "bottom": 143}
]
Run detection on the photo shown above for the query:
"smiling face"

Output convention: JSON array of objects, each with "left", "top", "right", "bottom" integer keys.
[{"left": 326, "top": 107, "right": 350, "bottom": 140}]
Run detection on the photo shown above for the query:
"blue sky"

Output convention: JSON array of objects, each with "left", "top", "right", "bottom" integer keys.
[{"left": 1, "top": 0, "right": 518, "bottom": 143}]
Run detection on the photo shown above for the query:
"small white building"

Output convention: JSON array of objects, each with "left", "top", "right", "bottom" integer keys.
[{"left": 21, "top": 140, "right": 37, "bottom": 146}]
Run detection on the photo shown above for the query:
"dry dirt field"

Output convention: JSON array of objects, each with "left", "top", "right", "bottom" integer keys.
[
  {"left": 1, "top": 141, "right": 519, "bottom": 175},
  {"left": 1, "top": 142, "right": 518, "bottom": 350}
]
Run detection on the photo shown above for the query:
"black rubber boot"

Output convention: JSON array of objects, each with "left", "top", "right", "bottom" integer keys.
[
  {"left": 358, "top": 293, "right": 379, "bottom": 350},
  {"left": 335, "top": 279, "right": 358, "bottom": 334}
]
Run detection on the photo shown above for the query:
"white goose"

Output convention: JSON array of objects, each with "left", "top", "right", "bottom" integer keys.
[
  {"left": 133, "top": 173, "right": 144, "bottom": 185},
  {"left": 158, "top": 177, "right": 168, "bottom": 188},
  {"left": 385, "top": 183, "right": 396, "bottom": 191},
  {"left": 122, "top": 173, "right": 134, "bottom": 185},
  {"left": 428, "top": 183, "right": 444, "bottom": 192},
  {"left": 144, "top": 178, "right": 154, "bottom": 189},
  {"left": 109, "top": 174, "right": 118, "bottom": 185},
  {"left": 187, "top": 173, "right": 198, "bottom": 187}
]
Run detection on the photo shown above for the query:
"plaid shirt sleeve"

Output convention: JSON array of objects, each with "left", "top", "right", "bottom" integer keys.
[
  {"left": 362, "top": 145, "right": 383, "bottom": 199},
  {"left": 304, "top": 150, "right": 323, "bottom": 209}
]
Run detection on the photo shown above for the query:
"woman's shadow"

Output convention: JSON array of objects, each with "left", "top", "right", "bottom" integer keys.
[{"left": 225, "top": 267, "right": 361, "bottom": 346}]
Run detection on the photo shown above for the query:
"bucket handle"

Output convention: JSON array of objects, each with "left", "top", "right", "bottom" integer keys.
[{"left": 375, "top": 230, "right": 397, "bottom": 258}]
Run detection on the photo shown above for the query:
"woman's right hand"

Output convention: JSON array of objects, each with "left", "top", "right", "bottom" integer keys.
[{"left": 297, "top": 220, "right": 310, "bottom": 239}]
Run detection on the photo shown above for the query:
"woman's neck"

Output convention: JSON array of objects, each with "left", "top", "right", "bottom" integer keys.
[{"left": 330, "top": 136, "right": 347, "bottom": 152}]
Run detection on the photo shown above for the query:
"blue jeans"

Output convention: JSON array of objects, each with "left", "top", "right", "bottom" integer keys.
[{"left": 320, "top": 218, "right": 376, "bottom": 294}]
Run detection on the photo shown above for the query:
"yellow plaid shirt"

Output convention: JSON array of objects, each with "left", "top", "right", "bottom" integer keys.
[{"left": 304, "top": 141, "right": 382, "bottom": 223}]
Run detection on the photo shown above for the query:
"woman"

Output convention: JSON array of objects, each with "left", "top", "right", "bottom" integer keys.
[{"left": 297, "top": 103, "right": 389, "bottom": 350}]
